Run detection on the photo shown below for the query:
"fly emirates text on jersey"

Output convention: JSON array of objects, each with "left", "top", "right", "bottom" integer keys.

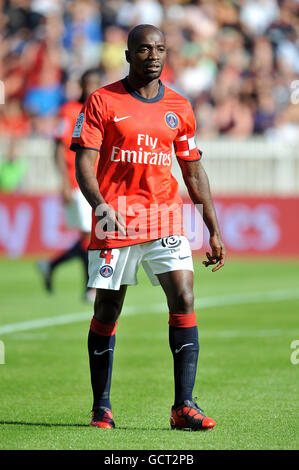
[{"left": 110, "top": 134, "right": 172, "bottom": 166}]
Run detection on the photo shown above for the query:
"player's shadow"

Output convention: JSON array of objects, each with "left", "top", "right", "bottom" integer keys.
[
  {"left": 0, "top": 420, "right": 89, "bottom": 428},
  {"left": 0, "top": 421, "right": 169, "bottom": 431}
]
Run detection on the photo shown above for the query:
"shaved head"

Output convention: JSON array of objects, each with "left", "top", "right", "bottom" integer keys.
[
  {"left": 125, "top": 24, "right": 167, "bottom": 85},
  {"left": 127, "top": 24, "right": 165, "bottom": 51}
]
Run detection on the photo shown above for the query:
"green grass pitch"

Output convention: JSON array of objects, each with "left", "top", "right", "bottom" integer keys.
[{"left": 0, "top": 255, "right": 298, "bottom": 450}]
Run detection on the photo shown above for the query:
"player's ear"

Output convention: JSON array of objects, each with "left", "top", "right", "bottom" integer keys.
[{"left": 125, "top": 50, "right": 131, "bottom": 64}]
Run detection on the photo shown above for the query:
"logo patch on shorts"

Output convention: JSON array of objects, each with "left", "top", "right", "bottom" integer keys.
[
  {"left": 99, "top": 265, "right": 114, "bottom": 278},
  {"left": 72, "top": 113, "right": 84, "bottom": 138},
  {"left": 162, "top": 236, "right": 181, "bottom": 248},
  {"left": 165, "top": 112, "right": 179, "bottom": 129}
]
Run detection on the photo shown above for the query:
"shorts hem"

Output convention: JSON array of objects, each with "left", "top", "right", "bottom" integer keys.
[
  {"left": 87, "top": 279, "right": 138, "bottom": 290},
  {"left": 153, "top": 266, "right": 194, "bottom": 276}
]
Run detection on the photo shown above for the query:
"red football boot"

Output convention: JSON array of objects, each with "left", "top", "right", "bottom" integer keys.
[
  {"left": 170, "top": 400, "right": 216, "bottom": 431},
  {"left": 90, "top": 406, "right": 115, "bottom": 429}
]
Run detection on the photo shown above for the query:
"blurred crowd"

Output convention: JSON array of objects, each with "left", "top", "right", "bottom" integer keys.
[{"left": 0, "top": 0, "right": 298, "bottom": 144}]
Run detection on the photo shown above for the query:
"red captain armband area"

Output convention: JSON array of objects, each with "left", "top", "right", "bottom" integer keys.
[
  {"left": 168, "top": 311, "right": 198, "bottom": 328},
  {"left": 174, "top": 134, "right": 202, "bottom": 162},
  {"left": 90, "top": 316, "right": 118, "bottom": 336}
]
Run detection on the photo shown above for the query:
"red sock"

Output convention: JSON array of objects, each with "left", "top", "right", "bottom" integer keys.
[
  {"left": 168, "top": 311, "right": 197, "bottom": 328},
  {"left": 90, "top": 316, "right": 118, "bottom": 336}
]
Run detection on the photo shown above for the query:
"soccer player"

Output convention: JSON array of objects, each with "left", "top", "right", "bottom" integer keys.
[
  {"left": 71, "top": 25, "right": 226, "bottom": 430},
  {"left": 38, "top": 69, "right": 102, "bottom": 302}
]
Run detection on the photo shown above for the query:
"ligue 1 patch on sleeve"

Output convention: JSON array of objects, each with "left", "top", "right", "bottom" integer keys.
[{"left": 72, "top": 113, "right": 85, "bottom": 138}]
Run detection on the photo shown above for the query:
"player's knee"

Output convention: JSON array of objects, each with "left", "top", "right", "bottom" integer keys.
[
  {"left": 172, "top": 288, "right": 194, "bottom": 315},
  {"left": 94, "top": 294, "right": 122, "bottom": 323}
]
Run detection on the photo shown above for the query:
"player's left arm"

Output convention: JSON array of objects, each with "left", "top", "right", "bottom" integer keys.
[{"left": 178, "top": 158, "right": 226, "bottom": 272}]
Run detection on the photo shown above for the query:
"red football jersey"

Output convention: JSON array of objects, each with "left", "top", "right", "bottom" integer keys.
[
  {"left": 55, "top": 101, "right": 82, "bottom": 189},
  {"left": 70, "top": 79, "right": 201, "bottom": 249}
]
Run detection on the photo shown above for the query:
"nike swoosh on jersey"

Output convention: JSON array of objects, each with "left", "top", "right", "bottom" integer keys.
[
  {"left": 179, "top": 255, "right": 191, "bottom": 260},
  {"left": 113, "top": 116, "right": 131, "bottom": 122},
  {"left": 94, "top": 348, "right": 113, "bottom": 355},
  {"left": 175, "top": 343, "right": 194, "bottom": 354}
]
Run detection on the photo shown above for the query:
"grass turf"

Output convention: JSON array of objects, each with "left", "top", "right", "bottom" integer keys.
[{"left": 0, "top": 256, "right": 298, "bottom": 450}]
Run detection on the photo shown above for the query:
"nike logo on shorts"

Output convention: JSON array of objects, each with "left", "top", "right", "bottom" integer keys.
[
  {"left": 94, "top": 349, "right": 113, "bottom": 355},
  {"left": 175, "top": 343, "right": 194, "bottom": 354},
  {"left": 113, "top": 116, "right": 131, "bottom": 122}
]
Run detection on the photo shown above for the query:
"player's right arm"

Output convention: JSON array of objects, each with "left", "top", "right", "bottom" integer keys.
[
  {"left": 71, "top": 93, "right": 125, "bottom": 235},
  {"left": 75, "top": 148, "right": 126, "bottom": 235}
]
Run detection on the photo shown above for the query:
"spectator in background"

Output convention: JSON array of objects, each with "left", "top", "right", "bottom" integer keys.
[
  {"left": 254, "top": 91, "right": 277, "bottom": 134},
  {"left": 100, "top": 25, "right": 127, "bottom": 83},
  {"left": 193, "top": 94, "right": 217, "bottom": 138},
  {"left": 183, "top": 0, "right": 219, "bottom": 40},
  {"left": 63, "top": 0, "right": 103, "bottom": 74},
  {"left": 4, "top": 0, "right": 42, "bottom": 38},
  {"left": 116, "top": 0, "right": 164, "bottom": 29},
  {"left": 0, "top": 0, "right": 298, "bottom": 143},
  {"left": 250, "top": 36, "right": 274, "bottom": 78},
  {"left": 209, "top": 62, "right": 254, "bottom": 139},
  {"left": 22, "top": 12, "right": 65, "bottom": 135},
  {"left": 213, "top": 89, "right": 254, "bottom": 138},
  {"left": 240, "top": 0, "right": 279, "bottom": 36}
]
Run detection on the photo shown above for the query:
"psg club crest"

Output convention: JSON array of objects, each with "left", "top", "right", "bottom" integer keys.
[
  {"left": 165, "top": 112, "right": 179, "bottom": 129},
  {"left": 99, "top": 265, "right": 114, "bottom": 278}
]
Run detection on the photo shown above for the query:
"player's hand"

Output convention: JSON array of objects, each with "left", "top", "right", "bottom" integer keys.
[
  {"left": 96, "top": 203, "right": 126, "bottom": 236},
  {"left": 203, "top": 234, "right": 226, "bottom": 272}
]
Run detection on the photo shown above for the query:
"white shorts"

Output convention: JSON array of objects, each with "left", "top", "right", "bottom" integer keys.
[
  {"left": 87, "top": 235, "right": 193, "bottom": 290},
  {"left": 64, "top": 188, "right": 92, "bottom": 233}
]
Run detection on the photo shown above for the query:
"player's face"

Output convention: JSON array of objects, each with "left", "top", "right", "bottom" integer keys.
[{"left": 126, "top": 29, "right": 166, "bottom": 81}]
